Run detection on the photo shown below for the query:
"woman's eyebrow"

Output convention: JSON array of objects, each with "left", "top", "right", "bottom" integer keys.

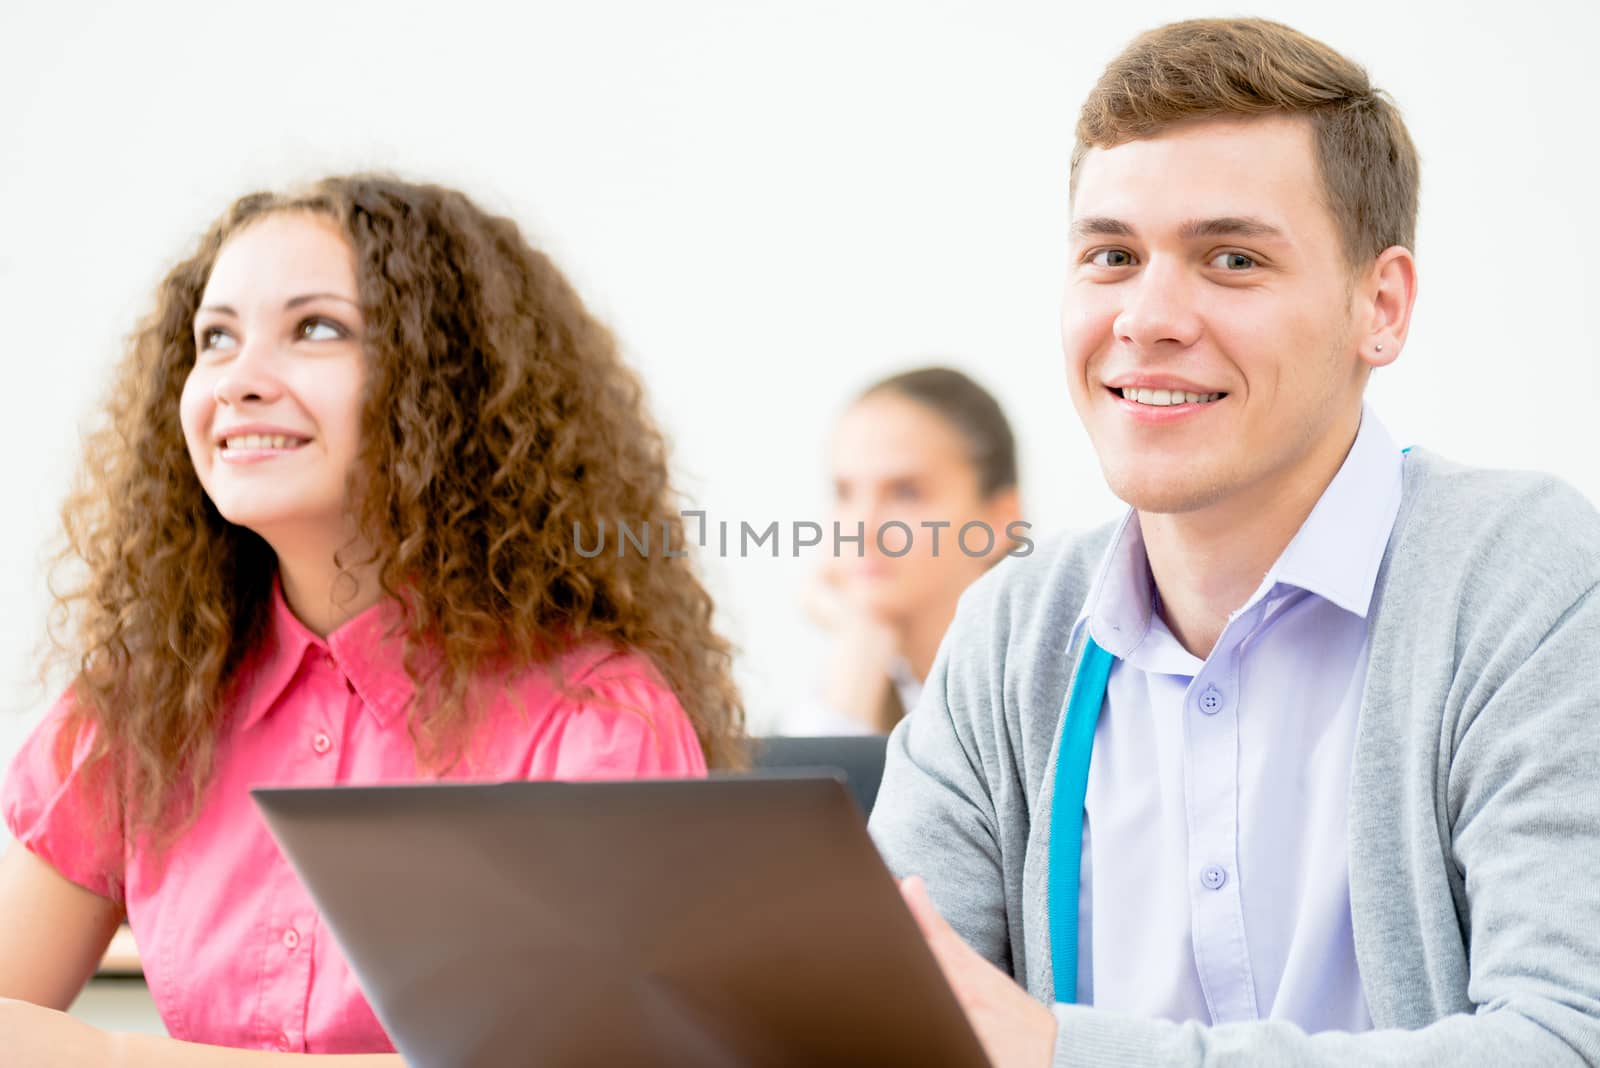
[
  {"left": 194, "top": 293, "right": 360, "bottom": 319},
  {"left": 284, "top": 292, "right": 360, "bottom": 310}
]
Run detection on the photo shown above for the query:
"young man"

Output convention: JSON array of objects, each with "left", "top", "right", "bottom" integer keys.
[{"left": 868, "top": 18, "right": 1600, "bottom": 1068}]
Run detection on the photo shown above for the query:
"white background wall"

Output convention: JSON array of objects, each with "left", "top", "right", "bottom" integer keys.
[{"left": 2, "top": 0, "right": 1596, "bottom": 795}]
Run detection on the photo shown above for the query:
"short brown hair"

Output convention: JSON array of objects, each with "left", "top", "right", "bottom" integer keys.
[{"left": 1072, "top": 18, "right": 1419, "bottom": 267}]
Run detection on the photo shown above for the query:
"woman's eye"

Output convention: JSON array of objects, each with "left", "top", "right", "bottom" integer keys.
[
  {"left": 1089, "top": 248, "right": 1136, "bottom": 268},
  {"left": 298, "top": 317, "right": 345, "bottom": 341},
  {"left": 198, "top": 326, "right": 236, "bottom": 351},
  {"left": 1211, "top": 251, "right": 1257, "bottom": 271},
  {"left": 889, "top": 482, "right": 922, "bottom": 502}
]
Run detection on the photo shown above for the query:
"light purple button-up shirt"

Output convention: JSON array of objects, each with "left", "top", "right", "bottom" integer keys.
[{"left": 1068, "top": 407, "right": 1402, "bottom": 1032}]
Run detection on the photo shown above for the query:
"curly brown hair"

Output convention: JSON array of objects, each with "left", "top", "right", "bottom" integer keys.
[{"left": 51, "top": 174, "right": 746, "bottom": 839}]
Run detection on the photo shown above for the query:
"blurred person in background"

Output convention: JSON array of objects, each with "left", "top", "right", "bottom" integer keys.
[
  {"left": 787, "top": 367, "right": 1024, "bottom": 735},
  {"left": 0, "top": 174, "right": 743, "bottom": 1063}
]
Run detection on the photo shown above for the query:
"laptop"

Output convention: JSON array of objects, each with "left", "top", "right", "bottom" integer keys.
[
  {"left": 747, "top": 734, "right": 889, "bottom": 817},
  {"left": 252, "top": 776, "right": 990, "bottom": 1067}
]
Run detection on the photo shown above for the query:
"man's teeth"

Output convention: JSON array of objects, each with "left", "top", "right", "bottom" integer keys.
[
  {"left": 223, "top": 435, "right": 304, "bottom": 450},
  {"left": 1119, "top": 387, "right": 1223, "bottom": 406}
]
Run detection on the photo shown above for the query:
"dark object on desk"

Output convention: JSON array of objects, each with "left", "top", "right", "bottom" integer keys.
[
  {"left": 254, "top": 777, "right": 988, "bottom": 1068},
  {"left": 96, "top": 925, "right": 143, "bottom": 976},
  {"left": 749, "top": 734, "right": 889, "bottom": 817}
]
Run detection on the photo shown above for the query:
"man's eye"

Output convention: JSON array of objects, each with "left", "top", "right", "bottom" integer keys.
[
  {"left": 1211, "top": 251, "right": 1257, "bottom": 271},
  {"left": 299, "top": 317, "right": 345, "bottom": 341},
  {"left": 1089, "top": 249, "right": 1136, "bottom": 268}
]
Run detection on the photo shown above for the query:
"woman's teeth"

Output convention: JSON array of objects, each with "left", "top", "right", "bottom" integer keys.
[
  {"left": 1119, "top": 388, "right": 1223, "bottom": 406},
  {"left": 223, "top": 435, "right": 306, "bottom": 450}
]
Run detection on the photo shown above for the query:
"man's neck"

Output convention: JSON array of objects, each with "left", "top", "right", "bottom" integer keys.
[{"left": 1139, "top": 416, "right": 1361, "bottom": 660}]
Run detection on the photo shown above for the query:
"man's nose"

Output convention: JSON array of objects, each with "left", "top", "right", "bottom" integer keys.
[{"left": 1112, "top": 258, "right": 1203, "bottom": 353}]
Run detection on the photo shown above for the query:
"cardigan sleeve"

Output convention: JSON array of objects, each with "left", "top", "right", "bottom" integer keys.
[
  {"left": 869, "top": 581, "right": 1017, "bottom": 974},
  {"left": 1046, "top": 579, "right": 1600, "bottom": 1067}
]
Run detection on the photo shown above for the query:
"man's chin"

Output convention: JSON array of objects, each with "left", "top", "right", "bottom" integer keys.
[{"left": 1104, "top": 467, "right": 1230, "bottom": 516}]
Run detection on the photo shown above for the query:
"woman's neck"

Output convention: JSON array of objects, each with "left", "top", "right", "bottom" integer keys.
[
  {"left": 274, "top": 539, "right": 382, "bottom": 638},
  {"left": 898, "top": 602, "right": 958, "bottom": 682}
]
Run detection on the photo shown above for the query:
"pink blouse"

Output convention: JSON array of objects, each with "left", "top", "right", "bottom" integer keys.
[{"left": 2, "top": 584, "right": 708, "bottom": 1053}]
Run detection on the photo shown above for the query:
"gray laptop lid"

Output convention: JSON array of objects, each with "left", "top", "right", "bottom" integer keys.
[{"left": 252, "top": 776, "right": 990, "bottom": 1067}]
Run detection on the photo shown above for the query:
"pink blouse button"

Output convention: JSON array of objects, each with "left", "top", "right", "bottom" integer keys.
[
  {"left": 274, "top": 1032, "right": 292, "bottom": 1051},
  {"left": 311, "top": 732, "right": 333, "bottom": 756},
  {"left": 282, "top": 928, "right": 300, "bottom": 950}
]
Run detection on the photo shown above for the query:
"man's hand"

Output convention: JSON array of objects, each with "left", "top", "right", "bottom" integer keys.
[{"left": 900, "top": 875, "right": 1057, "bottom": 1068}]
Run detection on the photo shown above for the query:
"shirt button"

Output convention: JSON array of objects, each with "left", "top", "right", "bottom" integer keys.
[
  {"left": 1198, "top": 685, "right": 1225, "bottom": 715},
  {"left": 282, "top": 928, "right": 300, "bottom": 950},
  {"left": 1201, "top": 864, "right": 1228, "bottom": 890},
  {"left": 311, "top": 731, "right": 333, "bottom": 756},
  {"left": 274, "top": 1033, "right": 292, "bottom": 1052}
]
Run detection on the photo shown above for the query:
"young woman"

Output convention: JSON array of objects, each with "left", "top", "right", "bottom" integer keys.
[
  {"left": 0, "top": 175, "right": 744, "bottom": 1063},
  {"left": 788, "top": 367, "right": 1022, "bottom": 735}
]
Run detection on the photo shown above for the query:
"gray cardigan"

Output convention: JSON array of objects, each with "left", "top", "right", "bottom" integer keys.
[{"left": 869, "top": 449, "right": 1600, "bottom": 1066}]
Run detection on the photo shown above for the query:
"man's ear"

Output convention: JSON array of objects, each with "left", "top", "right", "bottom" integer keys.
[{"left": 1358, "top": 245, "right": 1417, "bottom": 370}]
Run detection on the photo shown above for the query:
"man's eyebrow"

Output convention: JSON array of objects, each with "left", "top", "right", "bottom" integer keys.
[
  {"left": 1178, "top": 216, "right": 1285, "bottom": 241},
  {"left": 1068, "top": 216, "right": 1288, "bottom": 242},
  {"left": 1070, "top": 216, "right": 1136, "bottom": 240}
]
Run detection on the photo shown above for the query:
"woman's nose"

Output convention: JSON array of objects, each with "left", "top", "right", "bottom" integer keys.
[{"left": 211, "top": 337, "right": 283, "bottom": 406}]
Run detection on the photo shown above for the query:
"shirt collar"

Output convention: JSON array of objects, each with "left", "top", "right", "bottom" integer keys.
[
  {"left": 236, "top": 578, "right": 412, "bottom": 731},
  {"left": 1068, "top": 509, "right": 1169, "bottom": 663},
  {"left": 1069, "top": 405, "right": 1404, "bottom": 659},
  {"left": 1268, "top": 405, "right": 1403, "bottom": 618}
]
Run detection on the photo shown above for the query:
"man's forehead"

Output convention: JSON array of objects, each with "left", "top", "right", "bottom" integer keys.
[
  {"left": 1072, "top": 115, "right": 1322, "bottom": 225},
  {"left": 1079, "top": 112, "right": 1317, "bottom": 163}
]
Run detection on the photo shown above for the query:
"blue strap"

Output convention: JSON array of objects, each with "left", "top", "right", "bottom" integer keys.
[
  {"left": 1047, "top": 636, "right": 1114, "bottom": 1004},
  {"left": 1045, "top": 447, "right": 1409, "bottom": 1004}
]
